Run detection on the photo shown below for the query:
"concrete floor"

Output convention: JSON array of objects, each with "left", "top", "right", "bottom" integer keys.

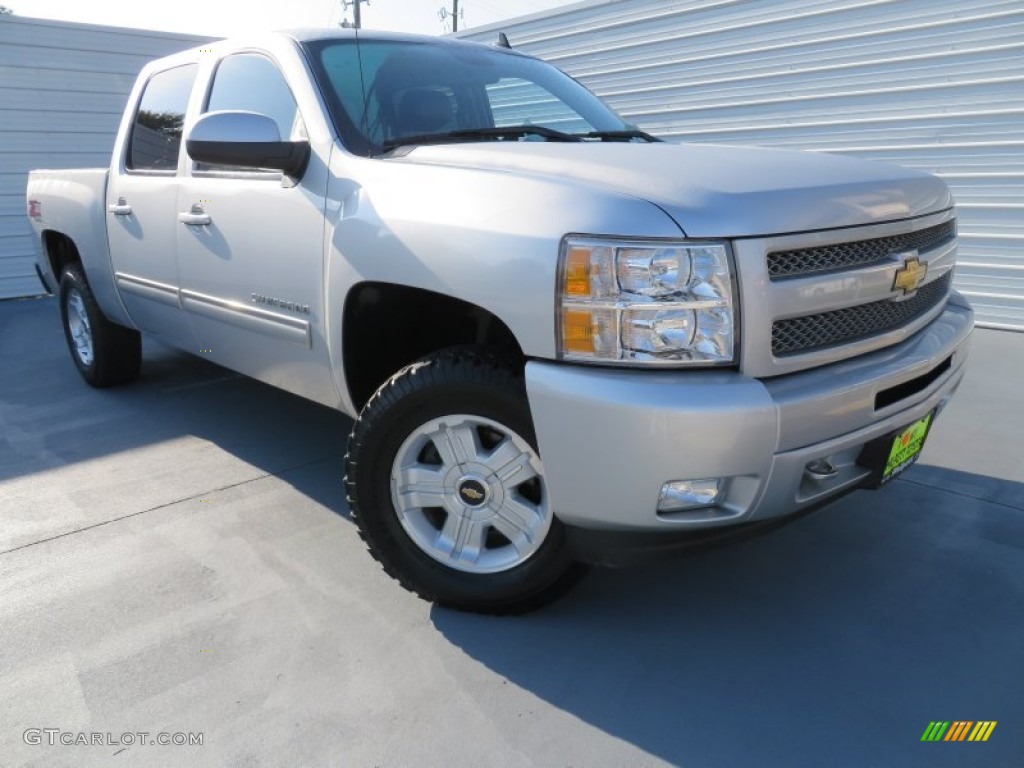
[{"left": 1, "top": 296, "right": 1021, "bottom": 768}]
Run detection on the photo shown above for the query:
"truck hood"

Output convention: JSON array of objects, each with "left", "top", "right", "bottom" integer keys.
[{"left": 395, "top": 141, "right": 952, "bottom": 238}]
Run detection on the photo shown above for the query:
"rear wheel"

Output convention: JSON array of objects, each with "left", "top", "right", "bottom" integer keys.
[
  {"left": 59, "top": 264, "right": 141, "bottom": 387},
  {"left": 344, "top": 348, "right": 587, "bottom": 614}
]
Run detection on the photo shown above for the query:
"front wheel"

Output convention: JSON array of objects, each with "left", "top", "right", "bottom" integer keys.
[{"left": 344, "top": 348, "right": 587, "bottom": 614}]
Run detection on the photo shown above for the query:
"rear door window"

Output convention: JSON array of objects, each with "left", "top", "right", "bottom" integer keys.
[{"left": 127, "top": 64, "right": 197, "bottom": 172}]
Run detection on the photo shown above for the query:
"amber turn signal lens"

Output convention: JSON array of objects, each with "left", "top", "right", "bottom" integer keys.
[
  {"left": 563, "top": 247, "right": 592, "bottom": 297},
  {"left": 562, "top": 309, "right": 595, "bottom": 353}
]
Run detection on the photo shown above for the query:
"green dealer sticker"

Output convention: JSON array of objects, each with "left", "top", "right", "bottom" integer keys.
[{"left": 882, "top": 412, "right": 934, "bottom": 482}]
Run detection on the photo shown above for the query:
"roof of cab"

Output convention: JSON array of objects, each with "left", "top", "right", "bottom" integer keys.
[
  {"left": 284, "top": 28, "right": 532, "bottom": 57},
  {"left": 283, "top": 28, "right": 491, "bottom": 45},
  {"left": 167, "top": 28, "right": 533, "bottom": 67}
]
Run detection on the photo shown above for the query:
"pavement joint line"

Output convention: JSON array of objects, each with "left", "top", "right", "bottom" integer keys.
[
  {"left": 898, "top": 475, "right": 1024, "bottom": 512},
  {"left": 0, "top": 452, "right": 344, "bottom": 558}
]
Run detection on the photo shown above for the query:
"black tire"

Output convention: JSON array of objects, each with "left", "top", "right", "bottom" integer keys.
[
  {"left": 344, "top": 347, "right": 588, "bottom": 615},
  {"left": 59, "top": 264, "right": 141, "bottom": 388}
]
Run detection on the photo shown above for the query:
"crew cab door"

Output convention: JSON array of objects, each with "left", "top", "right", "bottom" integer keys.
[
  {"left": 107, "top": 64, "right": 198, "bottom": 348},
  {"left": 176, "top": 52, "right": 336, "bottom": 405}
]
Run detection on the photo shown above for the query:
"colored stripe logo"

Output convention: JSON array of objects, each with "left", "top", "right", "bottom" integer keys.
[{"left": 921, "top": 721, "right": 997, "bottom": 742}]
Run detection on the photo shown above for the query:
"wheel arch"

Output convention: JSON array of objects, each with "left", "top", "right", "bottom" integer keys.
[
  {"left": 42, "top": 230, "right": 82, "bottom": 287},
  {"left": 42, "top": 229, "right": 135, "bottom": 328},
  {"left": 342, "top": 281, "right": 525, "bottom": 412}
]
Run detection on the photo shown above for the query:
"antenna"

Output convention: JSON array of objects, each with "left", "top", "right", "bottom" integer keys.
[
  {"left": 353, "top": 15, "right": 371, "bottom": 154},
  {"left": 497, "top": 32, "right": 512, "bottom": 49}
]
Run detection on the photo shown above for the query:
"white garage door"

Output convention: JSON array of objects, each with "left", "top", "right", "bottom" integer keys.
[{"left": 0, "top": 15, "right": 211, "bottom": 299}]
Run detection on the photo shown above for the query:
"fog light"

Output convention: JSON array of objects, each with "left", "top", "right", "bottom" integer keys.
[
  {"left": 804, "top": 458, "right": 838, "bottom": 481},
  {"left": 657, "top": 479, "right": 723, "bottom": 512}
]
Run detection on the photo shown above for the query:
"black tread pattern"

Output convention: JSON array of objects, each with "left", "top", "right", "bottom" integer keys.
[
  {"left": 59, "top": 265, "right": 141, "bottom": 387},
  {"left": 343, "top": 347, "right": 588, "bottom": 615}
]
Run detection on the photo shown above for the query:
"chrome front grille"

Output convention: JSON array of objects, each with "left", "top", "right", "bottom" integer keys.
[
  {"left": 737, "top": 208, "right": 958, "bottom": 377},
  {"left": 772, "top": 272, "right": 952, "bottom": 356},
  {"left": 767, "top": 219, "right": 956, "bottom": 280}
]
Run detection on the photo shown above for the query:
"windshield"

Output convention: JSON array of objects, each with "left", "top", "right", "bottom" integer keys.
[{"left": 303, "top": 38, "right": 632, "bottom": 156}]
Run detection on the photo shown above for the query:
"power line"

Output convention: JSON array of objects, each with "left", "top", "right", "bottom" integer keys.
[
  {"left": 444, "top": 1, "right": 555, "bottom": 32},
  {"left": 472, "top": 0, "right": 511, "bottom": 15}
]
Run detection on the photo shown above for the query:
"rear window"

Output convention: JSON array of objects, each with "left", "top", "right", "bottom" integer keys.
[{"left": 128, "top": 64, "right": 197, "bottom": 172}]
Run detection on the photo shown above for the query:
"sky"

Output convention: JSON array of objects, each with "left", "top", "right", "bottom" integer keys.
[{"left": 6, "top": 0, "right": 580, "bottom": 37}]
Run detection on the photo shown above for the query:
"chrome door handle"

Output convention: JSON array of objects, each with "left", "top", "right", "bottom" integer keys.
[
  {"left": 108, "top": 203, "right": 132, "bottom": 215},
  {"left": 178, "top": 206, "right": 211, "bottom": 226}
]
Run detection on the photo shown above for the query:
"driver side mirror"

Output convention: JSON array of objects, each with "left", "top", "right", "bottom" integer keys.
[{"left": 185, "top": 110, "right": 310, "bottom": 178}]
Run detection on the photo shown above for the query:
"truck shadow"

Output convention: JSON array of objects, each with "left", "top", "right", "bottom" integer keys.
[
  {"left": 430, "top": 468, "right": 1024, "bottom": 766},
  {"left": 0, "top": 299, "right": 353, "bottom": 537},
  {"left": 121, "top": 344, "right": 354, "bottom": 520}
]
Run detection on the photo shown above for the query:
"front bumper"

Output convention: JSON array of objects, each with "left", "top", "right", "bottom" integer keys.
[{"left": 525, "top": 293, "right": 973, "bottom": 533}]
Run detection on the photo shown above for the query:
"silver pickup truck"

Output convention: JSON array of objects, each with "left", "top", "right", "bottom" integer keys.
[{"left": 27, "top": 29, "right": 973, "bottom": 613}]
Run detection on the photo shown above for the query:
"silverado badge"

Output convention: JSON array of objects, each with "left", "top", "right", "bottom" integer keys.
[{"left": 251, "top": 292, "right": 311, "bottom": 314}]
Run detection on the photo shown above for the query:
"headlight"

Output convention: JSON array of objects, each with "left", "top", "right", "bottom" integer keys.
[{"left": 557, "top": 237, "right": 736, "bottom": 365}]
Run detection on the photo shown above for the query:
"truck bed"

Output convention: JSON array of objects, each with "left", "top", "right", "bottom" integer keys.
[{"left": 27, "top": 168, "right": 125, "bottom": 322}]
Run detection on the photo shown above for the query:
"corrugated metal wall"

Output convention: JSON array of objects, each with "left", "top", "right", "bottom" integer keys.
[
  {"left": 462, "top": 0, "right": 1024, "bottom": 331},
  {"left": 0, "top": 15, "right": 210, "bottom": 299}
]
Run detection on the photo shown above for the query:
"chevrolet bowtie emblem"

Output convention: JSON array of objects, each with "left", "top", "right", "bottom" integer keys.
[{"left": 893, "top": 255, "right": 927, "bottom": 295}]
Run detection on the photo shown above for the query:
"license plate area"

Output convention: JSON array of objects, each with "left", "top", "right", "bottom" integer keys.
[{"left": 857, "top": 410, "right": 936, "bottom": 488}]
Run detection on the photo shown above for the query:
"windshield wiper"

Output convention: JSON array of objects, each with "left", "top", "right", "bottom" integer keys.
[
  {"left": 576, "top": 129, "right": 661, "bottom": 142},
  {"left": 382, "top": 125, "right": 583, "bottom": 151}
]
